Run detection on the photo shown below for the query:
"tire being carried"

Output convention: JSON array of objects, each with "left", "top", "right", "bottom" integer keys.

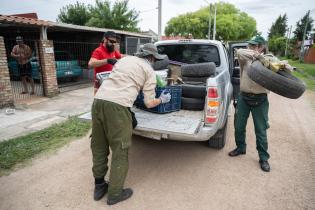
[{"left": 248, "top": 61, "right": 306, "bottom": 99}]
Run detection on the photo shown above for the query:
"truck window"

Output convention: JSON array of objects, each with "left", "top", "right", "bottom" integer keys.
[{"left": 157, "top": 44, "right": 220, "bottom": 66}]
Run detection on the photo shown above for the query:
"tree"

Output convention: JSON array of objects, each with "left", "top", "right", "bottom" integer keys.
[
  {"left": 57, "top": 1, "right": 90, "bottom": 25},
  {"left": 293, "top": 12, "right": 314, "bottom": 41},
  {"left": 57, "top": 0, "right": 140, "bottom": 32},
  {"left": 268, "top": 36, "right": 287, "bottom": 56},
  {"left": 268, "top": 14, "right": 288, "bottom": 38},
  {"left": 86, "top": 0, "right": 140, "bottom": 32},
  {"left": 164, "top": 2, "right": 256, "bottom": 41}
]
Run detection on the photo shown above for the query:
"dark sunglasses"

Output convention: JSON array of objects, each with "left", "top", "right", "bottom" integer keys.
[{"left": 107, "top": 39, "right": 117, "bottom": 44}]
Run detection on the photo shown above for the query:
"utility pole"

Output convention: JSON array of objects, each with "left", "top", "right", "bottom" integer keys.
[
  {"left": 285, "top": 25, "right": 292, "bottom": 57},
  {"left": 300, "top": 10, "right": 310, "bottom": 62},
  {"left": 213, "top": 3, "right": 217, "bottom": 40},
  {"left": 208, "top": 4, "right": 212, "bottom": 39},
  {"left": 158, "top": 0, "right": 162, "bottom": 41}
]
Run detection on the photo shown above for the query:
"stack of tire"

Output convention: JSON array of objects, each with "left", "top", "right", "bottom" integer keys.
[{"left": 181, "top": 62, "right": 216, "bottom": 110}]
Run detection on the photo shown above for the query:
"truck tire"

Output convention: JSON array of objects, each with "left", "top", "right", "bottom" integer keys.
[
  {"left": 248, "top": 61, "right": 306, "bottom": 99},
  {"left": 153, "top": 57, "right": 169, "bottom": 70},
  {"left": 181, "top": 97, "right": 205, "bottom": 110},
  {"left": 181, "top": 84, "right": 206, "bottom": 99},
  {"left": 182, "top": 76, "right": 208, "bottom": 83},
  {"left": 208, "top": 118, "right": 228, "bottom": 149},
  {"left": 181, "top": 62, "right": 216, "bottom": 77}
]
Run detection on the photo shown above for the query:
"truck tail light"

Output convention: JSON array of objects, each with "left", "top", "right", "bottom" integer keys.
[{"left": 205, "top": 87, "right": 220, "bottom": 124}]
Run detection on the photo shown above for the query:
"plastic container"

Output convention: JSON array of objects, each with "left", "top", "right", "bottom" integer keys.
[{"left": 135, "top": 85, "right": 182, "bottom": 113}]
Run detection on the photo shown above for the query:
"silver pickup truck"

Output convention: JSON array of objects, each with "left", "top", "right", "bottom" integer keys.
[
  {"left": 133, "top": 39, "right": 236, "bottom": 149},
  {"left": 81, "top": 39, "right": 240, "bottom": 149}
]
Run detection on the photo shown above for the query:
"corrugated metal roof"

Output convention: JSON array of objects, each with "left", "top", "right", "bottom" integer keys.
[
  {"left": 51, "top": 22, "right": 151, "bottom": 38},
  {"left": 0, "top": 14, "right": 51, "bottom": 26},
  {"left": 0, "top": 14, "right": 152, "bottom": 38}
]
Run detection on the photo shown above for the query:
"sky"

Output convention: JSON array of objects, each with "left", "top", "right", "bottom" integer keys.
[{"left": 0, "top": 0, "right": 314, "bottom": 39}]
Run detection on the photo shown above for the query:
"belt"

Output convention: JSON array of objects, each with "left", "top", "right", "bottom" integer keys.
[{"left": 241, "top": 92, "right": 267, "bottom": 97}]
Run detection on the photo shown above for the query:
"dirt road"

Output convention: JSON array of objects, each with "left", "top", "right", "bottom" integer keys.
[{"left": 0, "top": 92, "right": 314, "bottom": 210}]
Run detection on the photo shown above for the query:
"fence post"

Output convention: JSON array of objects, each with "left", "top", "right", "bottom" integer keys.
[
  {"left": 0, "top": 36, "right": 14, "bottom": 108},
  {"left": 38, "top": 40, "right": 59, "bottom": 97}
]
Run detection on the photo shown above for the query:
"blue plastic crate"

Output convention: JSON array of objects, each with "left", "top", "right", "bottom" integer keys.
[{"left": 135, "top": 85, "right": 182, "bottom": 113}]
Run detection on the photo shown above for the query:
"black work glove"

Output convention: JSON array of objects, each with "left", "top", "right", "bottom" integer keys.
[{"left": 107, "top": 58, "right": 117, "bottom": 65}]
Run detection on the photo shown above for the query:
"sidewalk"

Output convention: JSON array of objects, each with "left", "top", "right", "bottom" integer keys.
[{"left": 0, "top": 87, "right": 94, "bottom": 142}]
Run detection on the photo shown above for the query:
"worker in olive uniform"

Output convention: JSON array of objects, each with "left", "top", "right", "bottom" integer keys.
[
  {"left": 228, "top": 35, "right": 271, "bottom": 172},
  {"left": 91, "top": 43, "right": 171, "bottom": 205}
]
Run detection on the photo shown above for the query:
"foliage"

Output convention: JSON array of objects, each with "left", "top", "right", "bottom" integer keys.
[
  {"left": 57, "top": 0, "right": 140, "bottom": 32},
  {"left": 268, "top": 36, "right": 287, "bottom": 56},
  {"left": 0, "top": 117, "right": 91, "bottom": 175},
  {"left": 268, "top": 14, "right": 288, "bottom": 38},
  {"left": 293, "top": 11, "right": 314, "bottom": 41},
  {"left": 164, "top": 2, "right": 256, "bottom": 41},
  {"left": 57, "top": 1, "right": 91, "bottom": 25}
]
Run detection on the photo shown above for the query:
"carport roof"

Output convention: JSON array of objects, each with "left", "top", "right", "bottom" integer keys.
[{"left": 0, "top": 14, "right": 152, "bottom": 38}]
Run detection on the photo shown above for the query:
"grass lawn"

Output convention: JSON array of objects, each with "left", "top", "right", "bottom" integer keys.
[
  {"left": 285, "top": 59, "right": 315, "bottom": 91},
  {"left": 0, "top": 116, "right": 91, "bottom": 176}
]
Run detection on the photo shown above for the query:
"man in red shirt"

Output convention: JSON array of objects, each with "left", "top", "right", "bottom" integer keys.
[{"left": 88, "top": 31, "right": 122, "bottom": 94}]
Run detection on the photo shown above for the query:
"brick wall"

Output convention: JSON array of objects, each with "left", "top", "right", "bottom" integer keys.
[
  {"left": 0, "top": 36, "right": 14, "bottom": 108},
  {"left": 38, "top": 40, "right": 59, "bottom": 97}
]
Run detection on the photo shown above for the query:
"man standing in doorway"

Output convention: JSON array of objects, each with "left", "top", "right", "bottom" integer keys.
[
  {"left": 88, "top": 31, "right": 122, "bottom": 94},
  {"left": 91, "top": 43, "right": 171, "bottom": 205},
  {"left": 228, "top": 35, "right": 271, "bottom": 172},
  {"left": 11, "top": 36, "right": 35, "bottom": 95}
]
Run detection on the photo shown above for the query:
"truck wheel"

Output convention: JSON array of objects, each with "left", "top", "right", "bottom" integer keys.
[
  {"left": 208, "top": 118, "right": 228, "bottom": 149},
  {"left": 181, "top": 83, "right": 206, "bottom": 99},
  {"left": 153, "top": 57, "right": 169, "bottom": 70},
  {"left": 182, "top": 76, "right": 208, "bottom": 83},
  {"left": 181, "top": 97, "right": 205, "bottom": 110},
  {"left": 248, "top": 61, "right": 306, "bottom": 99},
  {"left": 181, "top": 62, "right": 216, "bottom": 77}
]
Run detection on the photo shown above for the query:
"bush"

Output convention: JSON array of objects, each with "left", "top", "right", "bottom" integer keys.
[{"left": 268, "top": 36, "right": 287, "bottom": 56}]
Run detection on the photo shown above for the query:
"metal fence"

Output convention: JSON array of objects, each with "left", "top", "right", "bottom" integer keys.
[
  {"left": 4, "top": 38, "right": 44, "bottom": 103},
  {"left": 53, "top": 41, "right": 99, "bottom": 92}
]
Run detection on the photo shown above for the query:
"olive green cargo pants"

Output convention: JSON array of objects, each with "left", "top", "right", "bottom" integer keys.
[
  {"left": 234, "top": 94, "right": 270, "bottom": 161},
  {"left": 91, "top": 99, "right": 132, "bottom": 199}
]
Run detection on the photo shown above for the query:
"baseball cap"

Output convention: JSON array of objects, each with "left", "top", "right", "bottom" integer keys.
[
  {"left": 103, "top": 31, "right": 116, "bottom": 38},
  {"left": 247, "top": 35, "right": 266, "bottom": 45},
  {"left": 136, "top": 43, "right": 167, "bottom": 60}
]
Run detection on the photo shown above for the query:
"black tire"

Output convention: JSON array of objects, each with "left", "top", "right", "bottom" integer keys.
[
  {"left": 153, "top": 57, "right": 169, "bottom": 70},
  {"left": 181, "top": 62, "right": 216, "bottom": 77},
  {"left": 184, "top": 81, "right": 206, "bottom": 85},
  {"left": 182, "top": 76, "right": 208, "bottom": 83},
  {"left": 208, "top": 118, "right": 228, "bottom": 149},
  {"left": 248, "top": 61, "right": 306, "bottom": 99},
  {"left": 181, "top": 84, "right": 206, "bottom": 99},
  {"left": 181, "top": 97, "right": 205, "bottom": 110}
]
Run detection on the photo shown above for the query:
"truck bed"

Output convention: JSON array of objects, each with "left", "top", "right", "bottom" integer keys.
[{"left": 131, "top": 107, "right": 204, "bottom": 136}]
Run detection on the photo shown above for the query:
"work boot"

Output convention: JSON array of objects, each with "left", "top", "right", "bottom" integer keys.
[
  {"left": 259, "top": 160, "right": 270, "bottom": 172},
  {"left": 94, "top": 182, "right": 108, "bottom": 201},
  {"left": 228, "top": 148, "right": 246, "bottom": 157},
  {"left": 107, "top": 188, "right": 133, "bottom": 205}
]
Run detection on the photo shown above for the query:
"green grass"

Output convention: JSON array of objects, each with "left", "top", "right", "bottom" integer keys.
[
  {"left": 283, "top": 58, "right": 315, "bottom": 91},
  {"left": 0, "top": 116, "right": 91, "bottom": 176}
]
